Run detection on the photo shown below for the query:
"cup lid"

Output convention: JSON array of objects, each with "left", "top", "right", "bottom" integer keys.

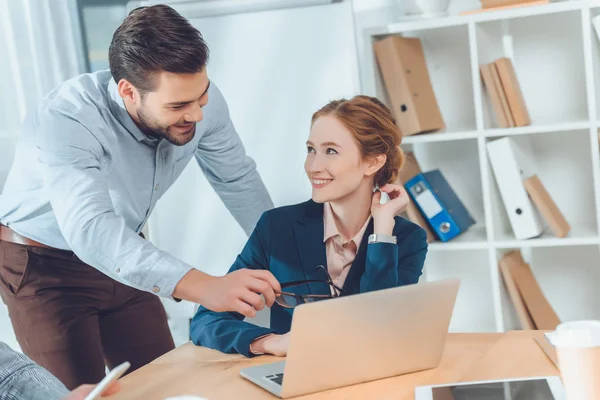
[{"left": 547, "top": 320, "right": 600, "bottom": 348}]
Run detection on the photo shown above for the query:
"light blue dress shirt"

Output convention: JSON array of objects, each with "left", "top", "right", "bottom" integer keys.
[{"left": 0, "top": 70, "right": 273, "bottom": 298}]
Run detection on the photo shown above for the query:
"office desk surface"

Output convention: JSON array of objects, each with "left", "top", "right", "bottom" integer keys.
[{"left": 108, "top": 331, "right": 559, "bottom": 400}]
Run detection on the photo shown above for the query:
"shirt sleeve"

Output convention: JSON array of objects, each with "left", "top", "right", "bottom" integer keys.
[
  {"left": 190, "top": 212, "right": 277, "bottom": 357},
  {"left": 195, "top": 84, "right": 273, "bottom": 236},
  {"left": 249, "top": 333, "right": 276, "bottom": 355},
  {"left": 0, "top": 341, "right": 68, "bottom": 400},
  {"left": 36, "top": 104, "right": 193, "bottom": 298},
  {"left": 361, "top": 223, "right": 428, "bottom": 292}
]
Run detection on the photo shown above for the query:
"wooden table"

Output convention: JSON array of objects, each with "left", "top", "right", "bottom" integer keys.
[{"left": 108, "top": 331, "right": 560, "bottom": 400}]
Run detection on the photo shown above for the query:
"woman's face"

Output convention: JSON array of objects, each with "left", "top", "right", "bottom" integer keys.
[{"left": 305, "top": 115, "right": 376, "bottom": 204}]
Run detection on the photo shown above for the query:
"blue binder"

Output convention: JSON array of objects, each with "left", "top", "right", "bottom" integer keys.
[{"left": 404, "top": 170, "right": 475, "bottom": 242}]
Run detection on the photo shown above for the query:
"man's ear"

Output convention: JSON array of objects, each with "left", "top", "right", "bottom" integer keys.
[
  {"left": 364, "top": 154, "right": 387, "bottom": 177},
  {"left": 117, "top": 79, "right": 139, "bottom": 104}
]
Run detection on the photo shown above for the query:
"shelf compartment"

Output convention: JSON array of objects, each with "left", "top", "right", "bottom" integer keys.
[
  {"left": 424, "top": 250, "right": 497, "bottom": 332},
  {"left": 498, "top": 245, "right": 600, "bottom": 331},
  {"left": 486, "top": 129, "right": 598, "bottom": 243},
  {"left": 372, "top": 24, "right": 477, "bottom": 137},
  {"left": 409, "top": 138, "right": 488, "bottom": 245},
  {"left": 476, "top": 10, "right": 588, "bottom": 129}
]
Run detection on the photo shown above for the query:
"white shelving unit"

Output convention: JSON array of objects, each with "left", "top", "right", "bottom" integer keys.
[{"left": 360, "top": 0, "right": 600, "bottom": 333}]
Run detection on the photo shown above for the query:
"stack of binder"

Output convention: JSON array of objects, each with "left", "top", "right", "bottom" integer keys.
[
  {"left": 499, "top": 250, "right": 561, "bottom": 330},
  {"left": 373, "top": 36, "right": 445, "bottom": 137},
  {"left": 398, "top": 152, "right": 475, "bottom": 243},
  {"left": 482, "top": 0, "right": 546, "bottom": 7},
  {"left": 487, "top": 137, "right": 570, "bottom": 240},
  {"left": 480, "top": 57, "right": 530, "bottom": 128},
  {"left": 461, "top": 0, "right": 550, "bottom": 15}
]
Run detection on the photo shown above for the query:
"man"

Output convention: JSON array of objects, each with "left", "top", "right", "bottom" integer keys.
[
  {"left": 0, "top": 4, "right": 280, "bottom": 390},
  {"left": 0, "top": 341, "right": 119, "bottom": 400}
]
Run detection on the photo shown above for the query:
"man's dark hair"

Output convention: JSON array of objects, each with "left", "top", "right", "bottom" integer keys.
[{"left": 109, "top": 4, "right": 209, "bottom": 92}]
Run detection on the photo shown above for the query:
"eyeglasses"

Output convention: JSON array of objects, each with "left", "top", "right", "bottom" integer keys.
[{"left": 274, "top": 265, "right": 345, "bottom": 309}]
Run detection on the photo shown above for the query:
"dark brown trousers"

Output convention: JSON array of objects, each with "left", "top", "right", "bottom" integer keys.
[{"left": 0, "top": 240, "right": 175, "bottom": 390}]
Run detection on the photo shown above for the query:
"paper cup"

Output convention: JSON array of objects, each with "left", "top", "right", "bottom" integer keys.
[{"left": 546, "top": 320, "right": 600, "bottom": 400}]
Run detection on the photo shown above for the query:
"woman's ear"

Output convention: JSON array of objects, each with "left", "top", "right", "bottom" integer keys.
[{"left": 364, "top": 154, "right": 387, "bottom": 177}]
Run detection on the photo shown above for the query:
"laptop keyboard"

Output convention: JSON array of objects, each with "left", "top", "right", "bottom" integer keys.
[{"left": 265, "top": 373, "right": 284, "bottom": 386}]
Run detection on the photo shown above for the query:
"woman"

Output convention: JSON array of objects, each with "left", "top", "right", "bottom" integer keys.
[{"left": 190, "top": 95, "right": 428, "bottom": 357}]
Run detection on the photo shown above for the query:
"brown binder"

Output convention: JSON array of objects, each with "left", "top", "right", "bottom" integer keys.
[
  {"left": 495, "top": 57, "right": 531, "bottom": 127},
  {"left": 481, "top": 0, "right": 539, "bottom": 8},
  {"left": 480, "top": 63, "right": 511, "bottom": 128},
  {"left": 460, "top": 0, "right": 549, "bottom": 15},
  {"left": 398, "top": 151, "right": 423, "bottom": 183},
  {"left": 534, "top": 336, "right": 559, "bottom": 368},
  {"left": 491, "top": 63, "right": 515, "bottom": 127},
  {"left": 501, "top": 249, "right": 526, "bottom": 266},
  {"left": 373, "top": 36, "right": 445, "bottom": 136},
  {"left": 397, "top": 152, "right": 436, "bottom": 243},
  {"left": 499, "top": 251, "right": 535, "bottom": 330},
  {"left": 511, "top": 262, "right": 561, "bottom": 330},
  {"left": 523, "top": 175, "right": 570, "bottom": 238}
]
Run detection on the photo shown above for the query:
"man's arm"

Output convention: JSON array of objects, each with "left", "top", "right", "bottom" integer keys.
[
  {"left": 190, "top": 213, "right": 276, "bottom": 357},
  {"left": 195, "top": 84, "right": 273, "bottom": 236},
  {"left": 37, "top": 104, "right": 279, "bottom": 315},
  {"left": 0, "top": 341, "right": 68, "bottom": 400},
  {"left": 37, "top": 105, "right": 193, "bottom": 299}
]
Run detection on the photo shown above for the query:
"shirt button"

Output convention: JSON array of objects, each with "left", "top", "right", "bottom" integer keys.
[
  {"left": 115, "top": 268, "right": 121, "bottom": 273},
  {"left": 152, "top": 286, "right": 160, "bottom": 293},
  {"left": 155, "top": 184, "right": 159, "bottom": 191}
]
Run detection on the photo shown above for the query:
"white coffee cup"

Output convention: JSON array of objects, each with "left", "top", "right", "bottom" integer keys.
[{"left": 546, "top": 320, "right": 600, "bottom": 400}]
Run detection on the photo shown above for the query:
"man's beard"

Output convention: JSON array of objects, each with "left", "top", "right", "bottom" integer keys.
[{"left": 136, "top": 106, "right": 196, "bottom": 146}]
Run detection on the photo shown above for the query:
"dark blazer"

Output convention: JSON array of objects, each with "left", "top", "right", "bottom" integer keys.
[{"left": 190, "top": 200, "right": 428, "bottom": 357}]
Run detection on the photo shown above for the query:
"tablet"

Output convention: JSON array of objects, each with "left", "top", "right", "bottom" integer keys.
[{"left": 415, "top": 376, "right": 565, "bottom": 400}]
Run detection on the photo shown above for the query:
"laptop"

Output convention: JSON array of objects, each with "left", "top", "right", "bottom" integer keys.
[{"left": 240, "top": 278, "right": 460, "bottom": 398}]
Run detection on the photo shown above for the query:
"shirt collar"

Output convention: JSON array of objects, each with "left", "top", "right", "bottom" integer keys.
[
  {"left": 323, "top": 202, "right": 371, "bottom": 245},
  {"left": 107, "top": 77, "right": 156, "bottom": 145}
]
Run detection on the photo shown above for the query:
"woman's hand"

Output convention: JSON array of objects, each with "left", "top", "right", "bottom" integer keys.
[
  {"left": 371, "top": 184, "right": 410, "bottom": 235},
  {"left": 251, "top": 332, "right": 290, "bottom": 357}
]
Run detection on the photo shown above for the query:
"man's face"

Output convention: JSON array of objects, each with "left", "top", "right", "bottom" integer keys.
[{"left": 134, "top": 69, "right": 210, "bottom": 146}]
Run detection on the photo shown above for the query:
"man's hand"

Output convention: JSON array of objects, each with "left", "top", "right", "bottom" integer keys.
[
  {"left": 63, "top": 381, "right": 120, "bottom": 400},
  {"left": 173, "top": 268, "right": 281, "bottom": 318},
  {"left": 251, "top": 332, "right": 290, "bottom": 357}
]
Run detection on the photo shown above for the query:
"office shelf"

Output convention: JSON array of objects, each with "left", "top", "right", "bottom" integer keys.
[{"left": 361, "top": 0, "right": 600, "bottom": 332}]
